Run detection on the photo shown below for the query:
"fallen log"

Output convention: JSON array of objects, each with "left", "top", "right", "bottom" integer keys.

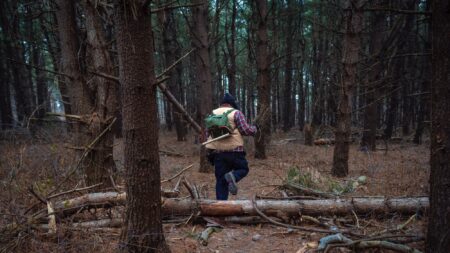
[
  {"left": 162, "top": 197, "right": 428, "bottom": 217},
  {"left": 40, "top": 218, "right": 123, "bottom": 230},
  {"left": 51, "top": 192, "right": 428, "bottom": 217}
]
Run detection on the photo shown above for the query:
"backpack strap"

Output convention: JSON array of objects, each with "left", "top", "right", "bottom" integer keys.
[{"left": 222, "top": 109, "right": 235, "bottom": 117}]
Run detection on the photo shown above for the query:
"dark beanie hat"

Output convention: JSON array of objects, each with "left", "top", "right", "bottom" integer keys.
[{"left": 221, "top": 93, "right": 239, "bottom": 110}]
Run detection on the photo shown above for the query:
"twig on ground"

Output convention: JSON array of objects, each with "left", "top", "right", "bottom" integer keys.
[
  {"left": 173, "top": 176, "right": 183, "bottom": 192},
  {"left": 251, "top": 195, "right": 348, "bottom": 235},
  {"left": 352, "top": 209, "right": 360, "bottom": 228},
  {"left": 321, "top": 233, "right": 424, "bottom": 253},
  {"left": 161, "top": 164, "right": 193, "bottom": 183},
  {"left": 371, "top": 214, "right": 417, "bottom": 236},
  {"left": 283, "top": 182, "right": 336, "bottom": 198},
  {"left": 47, "top": 183, "right": 103, "bottom": 200},
  {"left": 28, "top": 186, "right": 46, "bottom": 205},
  {"left": 159, "top": 149, "right": 184, "bottom": 157},
  {"left": 182, "top": 179, "right": 196, "bottom": 199}
]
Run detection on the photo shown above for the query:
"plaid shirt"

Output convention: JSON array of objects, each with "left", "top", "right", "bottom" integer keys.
[{"left": 207, "top": 107, "right": 257, "bottom": 152}]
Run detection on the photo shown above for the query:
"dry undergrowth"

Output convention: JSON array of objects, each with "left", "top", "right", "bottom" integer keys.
[{"left": 0, "top": 127, "right": 429, "bottom": 252}]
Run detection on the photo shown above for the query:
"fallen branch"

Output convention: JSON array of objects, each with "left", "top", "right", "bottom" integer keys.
[
  {"left": 198, "top": 226, "right": 221, "bottom": 246},
  {"left": 251, "top": 195, "right": 336, "bottom": 234},
  {"left": 319, "top": 233, "right": 423, "bottom": 253},
  {"left": 283, "top": 182, "right": 336, "bottom": 198},
  {"left": 47, "top": 201, "right": 57, "bottom": 234},
  {"left": 159, "top": 149, "right": 184, "bottom": 157},
  {"left": 39, "top": 218, "right": 122, "bottom": 230},
  {"left": 161, "top": 164, "right": 194, "bottom": 183},
  {"left": 47, "top": 183, "right": 103, "bottom": 200}
]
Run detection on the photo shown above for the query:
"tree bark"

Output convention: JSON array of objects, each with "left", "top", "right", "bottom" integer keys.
[
  {"left": 83, "top": 0, "right": 119, "bottom": 187},
  {"left": 157, "top": 3, "right": 187, "bottom": 141},
  {"left": 282, "top": 0, "right": 294, "bottom": 132},
  {"left": 34, "top": 49, "right": 49, "bottom": 121},
  {"left": 0, "top": 41, "right": 13, "bottom": 129},
  {"left": 361, "top": 0, "right": 386, "bottom": 151},
  {"left": 52, "top": 192, "right": 429, "bottom": 217},
  {"left": 332, "top": 0, "right": 363, "bottom": 177},
  {"left": 225, "top": 0, "right": 237, "bottom": 96},
  {"left": 427, "top": 1, "right": 450, "bottom": 252},
  {"left": 0, "top": 0, "right": 35, "bottom": 123},
  {"left": 254, "top": 0, "right": 271, "bottom": 159},
  {"left": 56, "top": 0, "right": 93, "bottom": 126},
  {"left": 115, "top": 1, "right": 169, "bottom": 252},
  {"left": 191, "top": 0, "right": 214, "bottom": 173}
]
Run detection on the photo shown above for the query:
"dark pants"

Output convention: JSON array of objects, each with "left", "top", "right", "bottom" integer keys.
[{"left": 213, "top": 152, "right": 249, "bottom": 200}]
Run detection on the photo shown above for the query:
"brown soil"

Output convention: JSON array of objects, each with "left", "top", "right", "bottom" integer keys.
[{"left": 0, "top": 130, "right": 429, "bottom": 252}]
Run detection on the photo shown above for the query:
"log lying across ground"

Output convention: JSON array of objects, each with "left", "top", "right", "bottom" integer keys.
[{"left": 52, "top": 192, "right": 428, "bottom": 217}]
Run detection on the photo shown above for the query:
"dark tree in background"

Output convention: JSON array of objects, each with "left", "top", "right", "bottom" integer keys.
[
  {"left": 427, "top": 0, "right": 450, "bottom": 252},
  {"left": 115, "top": 1, "right": 169, "bottom": 252},
  {"left": 157, "top": 1, "right": 187, "bottom": 141},
  {"left": 253, "top": 0, "right": 271, "bottom": 159},
  {"left": 332, "top": 0, "right": 363, "bottom": 177},
  {"left": 360, "top": 0, "right": 387, "bottom": 151}
]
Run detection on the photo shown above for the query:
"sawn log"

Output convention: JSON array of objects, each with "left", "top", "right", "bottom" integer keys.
[{"left": 52, "top": 192, "right": 428, "bottom": 217}]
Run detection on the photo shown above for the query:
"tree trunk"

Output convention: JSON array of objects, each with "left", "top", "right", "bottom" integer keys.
[
  {"left": 191, "top": 0, "right": 214, "bottom": 173},
  {"left": 0, "top": 0, "right": 35, "bottom": 123},
  {"left": 254, "top": 0, "right": 271, "bottom": 159},
  {"left": 115, "top": 1, "right": 169, "bottom": 252},
  {"left": 311, "top": 18, "right": 323, "bottom": 131},
  {"left": 332, "top": 0, "right": 363, "bottom": 177},
  {"left": 384, "top": 58, "right": 402, "bottom": 139},
  {"left": 282, "top": 0, "right": 293, "bottom": 132},
  {"left": 427, "top": 1, "right": 450, "bottom": 252},
  {"left": 225, "top": 0, "right": 237, "bottom": 96},
  {"left": 361, "top": 1, "right": 386, "bottom": 151},
  {"left": 0, "top": 41, "right": 13, "bottom": 129},
  {"left": 56, "top": 0, "right": 93, "bottom": 126},
  {"left": 83, "top": 0, "right": 119, "bottom": 187},
  {"left": 34, "top": 48, "right": 49, "bottom": 121},
  {"left": 157, "top": 4, "right": 187, "bottom": 141}
]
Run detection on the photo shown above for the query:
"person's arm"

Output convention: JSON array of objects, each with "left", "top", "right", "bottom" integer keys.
[{"left": 234, "top": 110, "right": 257, "bottom": 136}]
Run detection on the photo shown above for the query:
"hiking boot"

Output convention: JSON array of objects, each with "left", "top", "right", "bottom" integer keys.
[{"left": 225, "top": 172, "right": 238, "bottom": 195}]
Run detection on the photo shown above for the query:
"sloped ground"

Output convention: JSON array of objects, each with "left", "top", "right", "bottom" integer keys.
[{"left": 0, "top": 129, "right": 429, "bottom": 252}]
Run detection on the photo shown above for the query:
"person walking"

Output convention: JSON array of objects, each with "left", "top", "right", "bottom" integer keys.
[{"left": 205, "top": 93, "right": 257, "bottom": 200}]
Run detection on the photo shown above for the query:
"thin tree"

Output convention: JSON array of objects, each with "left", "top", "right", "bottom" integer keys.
[
  {"left": 426, "top": 0, "right": 450, "bottom": 251},
  {"left": 226, "top": 0, "right": 237, "bottom": 96},
  {"left": 191, "top": 0, "right": 214, "bottom": 172},
  {"left": 282, "top": 0, "right": 294, "bottom": 132},
  {"left": 332, "top": 0, "right": 363, "bottom": 177},
  {"left": 360, "top": 0, "right": 387, "bottom": 151},
  {"left": 83, "top": 0, "right": 119, "bottom": 186},
  {"left": 254, "top": 0, "right": 271, "bottom": 159},
  {"left": 156, "top": 1, "right": 187, "bottom": 141},
  {"left": 0, "top": 0, "right": 35, "bottom": 123},
  {"left": 55, "top": 0, "right": 94, "bottom": 140},
  {"left": 115, "top": 1, "right": 169, "bottom": 252}
]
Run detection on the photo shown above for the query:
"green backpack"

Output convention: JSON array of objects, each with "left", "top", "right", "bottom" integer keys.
[{"left": 205, "top": 109, "right": 235, "bottom": 138}]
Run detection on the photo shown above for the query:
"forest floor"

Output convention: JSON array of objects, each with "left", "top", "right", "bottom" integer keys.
[{"left": 0, "top": 129, "right": 429, "bottom": 252}]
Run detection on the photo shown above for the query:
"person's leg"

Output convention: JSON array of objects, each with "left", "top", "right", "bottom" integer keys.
[
  {"left": 214, "top": 153, "right": 230, "bottom": 200},
  {"left": 231, "top": 152, "right": 249, "bottom": 182}
]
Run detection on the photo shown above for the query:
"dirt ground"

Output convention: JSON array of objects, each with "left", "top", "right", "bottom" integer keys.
[{"left": 0, "top": 129, "right": 429, "bottom": 252}]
